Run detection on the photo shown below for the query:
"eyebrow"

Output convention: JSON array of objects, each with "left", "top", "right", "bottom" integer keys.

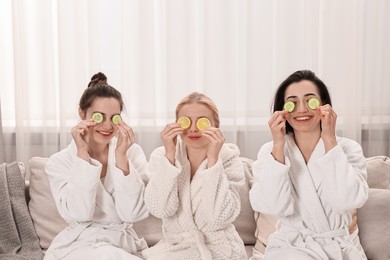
[{"left": 286, "top": 93, "right": 317, "bottom": 99}]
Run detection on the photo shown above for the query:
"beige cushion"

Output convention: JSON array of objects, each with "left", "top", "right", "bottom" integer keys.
[
  {"left": 233, "top": 157, "right": 257, "bottom": 245},
  {"left": 357, "top": 188, "right": 390, "bottom": 260},
  {"left": 28, "top": 157, "right": 67, "bottom": 250},
  {"left": 366, "top": 156, "right": 390, "bottom": 189},
  {"left": 133, "top": 215, "right": 163, "bottom": 246}
]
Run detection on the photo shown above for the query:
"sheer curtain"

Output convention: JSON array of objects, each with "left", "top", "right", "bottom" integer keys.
[
  {"left": 0, "top": 0, "right": 389, "bottom": 167},
  {"left": 0, "top": 99, "right": 4, "bottom": 163}
]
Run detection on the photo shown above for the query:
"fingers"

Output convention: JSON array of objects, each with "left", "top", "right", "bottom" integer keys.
[
  {"left": 268, "top": 111, "right": 287, "bottom": 131},
  {"left": 319, "top": 104, "right": 337, "bottom": 122},
  {"left": 117, "top": 121, "right": 136, "bottom": 144},
  {"left": 202, "top": 127, "right": 225, "bottom": 143},
  {"left": 160, "top": 122, "right": 183, "bottom": 140},
  {"left": 72, "top": 120, "right": 96, "bottom": 136}
]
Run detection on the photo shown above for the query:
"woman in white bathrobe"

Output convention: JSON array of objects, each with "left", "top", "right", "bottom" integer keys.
[
  {"left": 249, "top": 70, "right": 369, "bottom": 260},
  {"left": 44, "top": 72, "right": 148, "bottom": 260},
  {"left": 142, "top": 92, "right": 247, "bottom": 260}
]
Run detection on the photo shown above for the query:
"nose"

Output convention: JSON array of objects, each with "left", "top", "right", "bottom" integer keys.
[
  {"left": 102, "top": 118, "right": 113, "bottom": 128},
  {"left": 295, "top": 100, "right": 309, "bottom": 113},
  {"left": 188, "top": 120, "right": 198, "bottom": 132}
]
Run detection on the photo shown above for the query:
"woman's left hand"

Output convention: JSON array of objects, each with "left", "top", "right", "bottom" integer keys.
[
  {"left": 319, "top": 104, "right": 337, "bottom": 151},
  {"left": 202, "top": 127, "right": 225, "bottom": 168},
  {"left": 115, "top": 121, "right": 136, "bottom": 175}
]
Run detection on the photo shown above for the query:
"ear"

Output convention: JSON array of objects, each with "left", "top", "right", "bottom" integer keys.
[{"left": 78, "top": 108, "right": 86, "bottom": 120}]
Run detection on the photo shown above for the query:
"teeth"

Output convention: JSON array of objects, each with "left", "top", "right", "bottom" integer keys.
[
  {"left": 296, "top": 117, "right": 310, "bottom": 121},
  {"left": 98, "top": 131, "right": 111, "bottom": 134}
]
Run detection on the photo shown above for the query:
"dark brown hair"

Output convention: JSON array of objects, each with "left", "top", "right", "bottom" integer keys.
[{"left": 79, "top": 72, "right": 124, "bottom": 112}]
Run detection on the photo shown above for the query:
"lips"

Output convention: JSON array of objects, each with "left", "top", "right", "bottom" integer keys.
[
  {"left": 97, "top": 130, "right": 113, "bottom": 137},
  {"left": 294, "top": 116, "right": 311, "bottom": 121},
  {"left": 188, "top": 136, "right": 201, "bottom": 141}
]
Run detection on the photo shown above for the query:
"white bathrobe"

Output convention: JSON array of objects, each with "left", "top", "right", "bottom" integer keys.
[
  {"left": 249, "top": 135, "right": 369, "bottom": 260},
  {"left": 143, "top": 139, "right": 247, "bottom": 260},
  {"left": 44, "top": 138, "right": 149, "bottom": 260}
]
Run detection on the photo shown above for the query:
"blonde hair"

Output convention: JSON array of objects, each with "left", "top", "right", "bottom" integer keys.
[{"left": 175, "top": 92, "right": 220, "bottom": 128}]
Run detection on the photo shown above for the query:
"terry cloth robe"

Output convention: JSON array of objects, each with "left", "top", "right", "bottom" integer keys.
[
  {"left": 142, "top": 139, "right": 247, "bottom": 260},
  {"left": 249, "top": 135, "right": 369, "bottom": 260},
  {"left": 0, "top": 162, "right": 44, "bottom": 260},
  {"left": 43, "top": 138, "right": 148, "bottom": 260}
]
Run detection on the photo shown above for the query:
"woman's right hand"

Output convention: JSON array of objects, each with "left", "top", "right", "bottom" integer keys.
[
  {"left": 71, "top": 120, "right": 96, "bottom": 160},
  {"left": 160, "top": 122, "right": 183, "bottom": 165},
  {"left": 268, "top": 110, "right": 288, "bottom": 163}
]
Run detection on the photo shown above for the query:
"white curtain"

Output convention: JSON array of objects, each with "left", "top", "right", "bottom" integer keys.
[
  {"left": 0, "top": 98, "right": 5, "bottom": 163},
  {"left": 0, "top": 0, "right": 389, "bottom": 167}
]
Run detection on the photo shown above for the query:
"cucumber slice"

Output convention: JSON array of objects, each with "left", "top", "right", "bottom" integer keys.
[
  {"left": 307, "top": 97, "right": 320, "bottom": 110},
  {"left": 112, "top": 114, "right": 122, "bottom": 125},
  {"left": 196, "top": 117, "right": 211, "bottom": 131},
  {"left": 177, "top": 116, "right": 191, "bottom": 129},
  {"left": 92, "top": 112, "right": 103, "bottom": 123},
  {"left": 283, "top": 101, "right": 295, "bottom": 112}
]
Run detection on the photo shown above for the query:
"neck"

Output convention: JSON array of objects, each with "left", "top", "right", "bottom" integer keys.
[
  {"left": 88, "top": 142, "right": 109, "bottom": 158},
  {"left": 186, "top": 147, "right": 207, "bottom": 178},
  {"left": 293, "top": 130, "right": 321, "bottom": 163}
]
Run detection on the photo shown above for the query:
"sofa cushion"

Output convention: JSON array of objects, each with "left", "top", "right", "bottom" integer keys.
[
  {"left": 28, "top": 157, "right": 67, "bottom": 250},
  {"left": 366, "top": 156, "right": 390, "bottom": 189},
  {"left": 357, "top": 188, "right": 390, "bottom": 260},
  {"left": 233, "top": 157, "right": 257, "bottom": 245}
]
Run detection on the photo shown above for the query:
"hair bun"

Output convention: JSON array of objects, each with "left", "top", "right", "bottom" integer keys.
[{"left": 88, "top": 72, "right": 108, "bottom": 88}]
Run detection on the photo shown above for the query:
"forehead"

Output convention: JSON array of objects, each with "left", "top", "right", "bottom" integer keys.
[
  {"left": 178, "top": 102, "right": 213, "bottom": 117},
  {"left": 89, "top": 97, "right": 121, "bottom": 112},
  {"left": 285, "top": 80, "right": 319, "bottom": 99}
]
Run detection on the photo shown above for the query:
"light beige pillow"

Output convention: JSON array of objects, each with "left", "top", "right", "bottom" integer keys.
[
  {"left": 233, "top": 157, "right": 257, "bottom": 245},
  {"left": 132, "top": 214, "right": 163, "bottom": 246},
  {"left": 357, "top": 188, "right": 390, "bottom": 259},
  {"left": 366, "top": 156, "right": 390, "bottom": 189},
  {"left": 28, "top": 157, "right": 67, "bottom": 250}
]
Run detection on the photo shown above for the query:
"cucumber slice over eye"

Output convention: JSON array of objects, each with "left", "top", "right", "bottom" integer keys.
[
  {"left": 283, "top": 101, "right": 295, "bottom": 112},
  {"left": 307, "top": 98, "right": 320, "bottom": 110},
  {"left": 112, "top": 114, "right": 122, "bottom": 125},
  {"left": 177, "top": 116, "right": 191, "bottom": 129},
  {"left": 92, "top": 112, "right": 103, "bottom": 123},
  {"left": 196, "top": 117, "right": 211, "bottom": 131}
]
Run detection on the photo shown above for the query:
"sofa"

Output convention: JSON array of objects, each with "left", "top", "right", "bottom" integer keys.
[{"left": 10, "top": 156, "right": 390, "bottom": 259}]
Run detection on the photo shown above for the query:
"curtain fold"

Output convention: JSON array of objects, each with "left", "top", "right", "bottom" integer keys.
[
  {"left": 0, "top": 0, "right": 389, "bottom": 167},
  {"left": 0, "top": 98, "right": 5, "bottom": 163}
]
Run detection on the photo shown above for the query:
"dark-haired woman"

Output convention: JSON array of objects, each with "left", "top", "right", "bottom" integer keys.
[
  {"left": 249, "top": 70, "right": 368, "bottom": 259},
  {"left": 44, "top": 72, "right": 148, "bottom": 260}
]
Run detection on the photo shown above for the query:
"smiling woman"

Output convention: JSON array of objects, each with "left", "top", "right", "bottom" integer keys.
[{"left": 43, "top": 72, "right": 149, "bottom": 260}]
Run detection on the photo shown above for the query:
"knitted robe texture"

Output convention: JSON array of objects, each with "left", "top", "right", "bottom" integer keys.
[{"left": 143, "top": 139, "right": 247, "bottom": 260}]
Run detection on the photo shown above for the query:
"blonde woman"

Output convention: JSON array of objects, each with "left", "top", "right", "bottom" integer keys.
[{"left": 143, "top": 92, "right": 247, "bottom": 260}]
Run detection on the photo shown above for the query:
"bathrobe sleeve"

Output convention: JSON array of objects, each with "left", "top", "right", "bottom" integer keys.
[
  {"left": 45, "top": 147, "right": 101, "bottom": 222},
  {"left": 249, "top": 142, "right": 294, "bottom": 217},
  {"left": 193, "top": 144, "right": 245, "bottom": 229},
  {"left": 310, "top": 138, "right": 369, "bottom": 213},
  {"left": 144, "top": 147, "right": 182, "bottom": 218},
  {"left": 111, "top": 143, "right": 149, "bottom": 222}
]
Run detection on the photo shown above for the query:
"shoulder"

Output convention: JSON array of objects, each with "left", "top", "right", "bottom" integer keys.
[
  {"left": 220, "top": 143, "right": 241, "bottom": 160},
  {"left": 46, "top": 144, "right": 74, "bottom": 171},
  {"left": 336, "top": 136, "right": 363, "bottom": 154}
]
